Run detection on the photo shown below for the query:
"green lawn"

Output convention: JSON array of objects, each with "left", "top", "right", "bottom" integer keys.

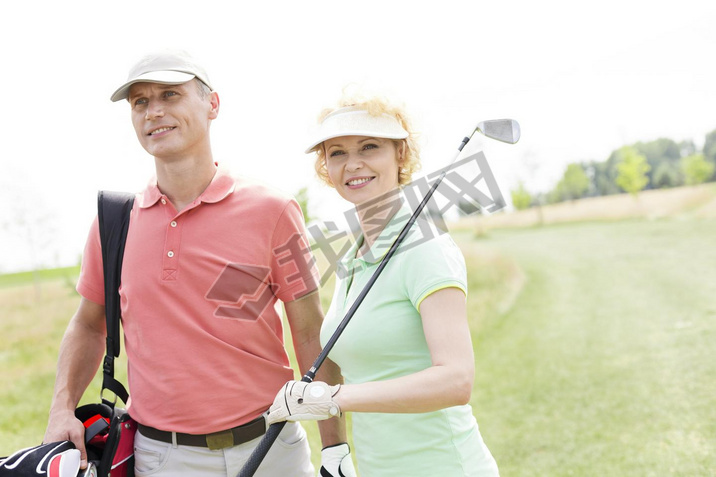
[
  {"left": 1, "top": 217, "right": 714, "bottom": 475},
  {"left": 462, "top": 218, "right": 716, "bottom": 476},
  {"left": 0, "top": 266, "right": 80, "bottom": 289}
]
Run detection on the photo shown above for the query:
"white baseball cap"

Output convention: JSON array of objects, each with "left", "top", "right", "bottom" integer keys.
[
  {"left": 110, "top": 50, "right": 213, "bottom": 102},
  {"left": 304, "top": 106, "right": 409, "bottom": 154}
]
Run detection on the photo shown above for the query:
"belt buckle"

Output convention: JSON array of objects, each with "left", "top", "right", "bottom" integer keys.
[{"left": 206, "top": 429, "right": 234, "bottom": 450}]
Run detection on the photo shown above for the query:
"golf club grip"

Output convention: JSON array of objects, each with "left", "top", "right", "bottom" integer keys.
[{"left": 238, "top": 421, "right": 286, "bottom": 477}]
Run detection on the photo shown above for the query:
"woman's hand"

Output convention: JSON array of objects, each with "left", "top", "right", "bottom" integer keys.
[{"left": 265, "top": 381, "right": 342, "bottom": 425}]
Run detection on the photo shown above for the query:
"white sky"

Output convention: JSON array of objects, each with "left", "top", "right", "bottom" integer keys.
[{"left": 1, "top": 0, "right": 714, "bottom": 273}]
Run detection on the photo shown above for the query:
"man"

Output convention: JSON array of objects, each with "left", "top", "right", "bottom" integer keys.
[{"left": 44, "top": 50, "right": 355, "bottom": 476}]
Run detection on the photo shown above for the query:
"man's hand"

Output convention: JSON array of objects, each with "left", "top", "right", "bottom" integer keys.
[
  {"left": 44, "top": 409, "right": 88, "bottom": 469},
  {"left": 266, "top": 381, "right": 341, "bottom": 425},
  {"left": 320, "top": 443, "right": 357, "bottom": 477}
]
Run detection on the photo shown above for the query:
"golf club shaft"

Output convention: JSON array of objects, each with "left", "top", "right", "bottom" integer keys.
[
  {"left": 306, "top": 145, "right": 467, "bottom": 380},
  {"left": 238, "top": 133, "right": 475, "bottom": 477}
]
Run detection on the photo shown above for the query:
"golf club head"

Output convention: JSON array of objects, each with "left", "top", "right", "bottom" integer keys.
[
  {"left": 78, "top": 462, "right": 98, "bottom": 477},
  {"left": 475, "top": 119, "right": 521, "bottom": 144}
]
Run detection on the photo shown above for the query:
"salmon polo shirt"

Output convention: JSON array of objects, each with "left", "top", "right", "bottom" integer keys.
[{"left": 76, "top": 166, "right": 320, "bottom": 433}]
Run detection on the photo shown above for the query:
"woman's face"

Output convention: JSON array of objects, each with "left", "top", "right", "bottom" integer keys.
[{"left": 324, "top": 135, "right": 401, "bottom": 205}]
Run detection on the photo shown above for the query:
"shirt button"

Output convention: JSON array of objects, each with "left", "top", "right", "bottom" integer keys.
[
  {"left": 167, "top": 251, "right": 175, "bottom": 258},
  {"left": 161, "top": 198, "right": 167, "bottom": 205},
  {"left": 170, "top": 221, "right": 177, "bottom": 227}
]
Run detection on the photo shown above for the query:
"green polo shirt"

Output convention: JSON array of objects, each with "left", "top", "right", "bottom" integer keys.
[{"left": 320, "top": 203, "right": 498, "bottom": 476}]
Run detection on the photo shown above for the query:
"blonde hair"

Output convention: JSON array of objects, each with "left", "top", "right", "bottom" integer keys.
[{"left": 313, "top": 95, "right": 421, "bottom": 187}]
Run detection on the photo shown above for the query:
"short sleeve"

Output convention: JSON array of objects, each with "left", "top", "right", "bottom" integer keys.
[
  {"left": 400, "top": 234, "right": 467, "bottom": 310},
  {"left": 75, "top": 216, "right": 106, "bottom": 305},
  {"left": 269, "top": 199, "right": 321, "bottom": 302}
]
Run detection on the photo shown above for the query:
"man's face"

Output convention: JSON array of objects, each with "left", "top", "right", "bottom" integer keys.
[{"left": 128, "top": 80, "right": 218, "bottom": 160}]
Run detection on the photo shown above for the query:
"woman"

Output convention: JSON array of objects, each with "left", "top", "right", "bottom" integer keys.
[{"left": 268, "top": 97, "right": 499, "bottom": 476}]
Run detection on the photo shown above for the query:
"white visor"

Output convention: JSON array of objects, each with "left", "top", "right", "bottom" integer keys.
[{"left": 304, "top": 106, "right": 409, "bottom": 154}]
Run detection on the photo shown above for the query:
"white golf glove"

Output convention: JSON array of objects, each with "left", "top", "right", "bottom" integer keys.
[
  {"left": 320, "top": 443, "right": 357, "bottom": 477},
  {"left": 266, "top": 380, "right": 341, "bottom": 425}
]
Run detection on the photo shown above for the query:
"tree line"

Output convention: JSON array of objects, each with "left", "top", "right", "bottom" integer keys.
[{"left": 511, "top": 129, "right": 716, "bottom": 210}]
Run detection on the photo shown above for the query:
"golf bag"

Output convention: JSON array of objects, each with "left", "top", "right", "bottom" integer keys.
[
  {"left": 75, "top": 190, "right": 137, "bottom": 476},
  {"left": 0, "top": 192, "right": 136, "bottom": 477},
  {"left": 74, "top": 403, "right": 135, "bottom": 477}
]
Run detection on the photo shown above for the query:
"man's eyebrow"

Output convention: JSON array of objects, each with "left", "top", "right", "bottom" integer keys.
[
  {"left": 156, "top": 83, "right": 183, "bottom": 90},
  {"left": 129, "top": 83, "right": 185, "bottom": 98}
]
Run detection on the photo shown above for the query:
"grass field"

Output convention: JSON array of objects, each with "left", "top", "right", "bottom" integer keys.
[
  {"left": 462, "top": 217, "right": 716, "bottom": 476},
  {"left": 1, "top": 194, "right": 715, "bottom": 475}
]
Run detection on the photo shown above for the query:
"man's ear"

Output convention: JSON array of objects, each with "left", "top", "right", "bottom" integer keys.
[{"left": 209, "top": 91, "right": 220, "bottom": 119}]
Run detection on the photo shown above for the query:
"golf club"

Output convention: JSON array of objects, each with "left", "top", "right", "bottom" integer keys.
[
  {"left": 475, "top": 119, "right": 521, "bottom": 145},
  {"left": 238, "top": 118, "right": 520, "bottom": 477}
]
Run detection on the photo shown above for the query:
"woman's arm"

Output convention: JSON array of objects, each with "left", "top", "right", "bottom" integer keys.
[{"left": 334, "top": 286, "right": 475, "bottom": 413}]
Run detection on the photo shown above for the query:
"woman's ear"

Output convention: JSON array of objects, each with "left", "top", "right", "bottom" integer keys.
[
  {"left": 397, "top": 141, "right": 407, "bottom": 164},
  {"left": 321, "top": 146, "right": 335, "bottom": 187}
]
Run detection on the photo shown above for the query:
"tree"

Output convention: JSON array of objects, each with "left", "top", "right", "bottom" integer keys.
[
  {"left": 703, "top": 129, "right": 716, "bottom": 163},
  {"left": 703, "top": 129, "right": 716, "bottom": 181},
  {"left": 1, "top": 177, "right": 58, "bottom": 300},
  {"left": 554, "top": 163, "right": 590, "bottom": 201},
  {"left": 681, "top": 153, "right": 716, "bottom": 185},
  {"left": 510, "top": 182, "right": 532, "bottom": 210},
  {"left": 593, "top": 153, "right": 623, "bottom": 196},
  {"left": 615, "top": 146, "right": 651, "bottom": 196},
  {"left": 632, "top": 138, "right": 681, "bottom": 190},
  {"left": 294, "top": 187, "right": 312, "bottom": 224},
  {"left": 652, "top": 162, "right": 682, "bottom": 189},
  {"left": 678, "top": 139, "right": 697, "bottom": 158},
  {"left": 546, "top": 185, "right": 564, "bottom": 205}
]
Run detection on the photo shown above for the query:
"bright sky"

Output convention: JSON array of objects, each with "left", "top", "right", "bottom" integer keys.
[{"left": 1, "top": 0, "right": 714, "bottom": 273}]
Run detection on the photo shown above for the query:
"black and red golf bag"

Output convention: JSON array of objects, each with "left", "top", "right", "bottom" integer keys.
[
  {"left": 75, "top": 402, "right": 136, "bottom": 477},
  {"left": 74, "top": 190, "right": 137, "bottom": 476}
]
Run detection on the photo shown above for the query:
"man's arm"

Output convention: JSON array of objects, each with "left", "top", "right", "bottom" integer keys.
[
  {"left": 44, "top": 297, "right": 107, "bottom": 469},
  {"left": 283, "top": 291, "right": 346, "bottom": 447}
]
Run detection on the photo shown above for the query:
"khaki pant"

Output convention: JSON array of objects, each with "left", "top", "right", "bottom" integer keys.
[{"left": 134, "top": 422, "right": 314, "bottom": 476}]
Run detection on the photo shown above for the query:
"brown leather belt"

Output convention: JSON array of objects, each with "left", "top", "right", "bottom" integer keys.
[{"left": 137, "top": 416, "right": 266, "bottom": 450}]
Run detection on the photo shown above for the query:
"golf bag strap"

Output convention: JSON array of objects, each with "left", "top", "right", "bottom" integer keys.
[
  {"left": 97, "top": 190, "right": 135, "bottom": 407},
  {"left": 84, "top": 417, "right": 111, "bottom": 444}
]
